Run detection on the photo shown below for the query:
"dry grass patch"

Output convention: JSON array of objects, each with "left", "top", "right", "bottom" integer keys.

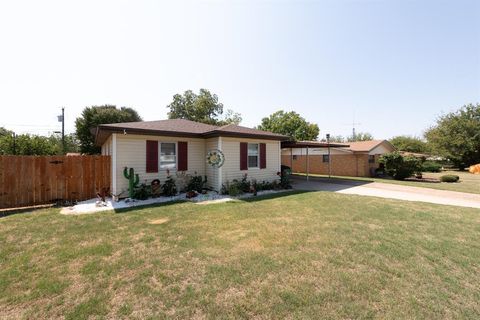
[{"left": 149, "top": 218, "right": 170, "bottom": 225}]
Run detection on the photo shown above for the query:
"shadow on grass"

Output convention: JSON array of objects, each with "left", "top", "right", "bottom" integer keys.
[
  {"left": 0, "top": 204, "right": 56, "bottom": 218},
  {"left": 113, "top": 200, "right": 187, "bottom": 214},
  {"left": 239, "top": 190, "right": 313, "bottom": 203},
  {"left": 290, "top": 174, "right": 376, "bottom": 192}
]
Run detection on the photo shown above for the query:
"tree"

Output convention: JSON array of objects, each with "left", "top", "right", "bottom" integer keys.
[
  {"left": 329, "top": 135, "right": 346, "bottom": 143},
  {"left": 389, "top": 135, "right": 429, "bottom": 153},
  {"left": 257, "top": 110, "right": 319, "bottom": 141},
  {"left": 166, "top": 89, "right": 242, "bottom": 125},
  {"left": 347, "top": 132, "right": 373, "bottom": 142},
  {"left": 0, "top": 132, "right": 79, "bottom": 155},
  {"left": 75, "top": 105, "right": 142, "bottom": 154},
  {"left": 425, "top": 103, "right": 480, "bottom": 168}
]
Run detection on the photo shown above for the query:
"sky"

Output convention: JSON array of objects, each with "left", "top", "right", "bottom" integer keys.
[{"left": 0, "top": 0, "right": 479, "bottom": 140}]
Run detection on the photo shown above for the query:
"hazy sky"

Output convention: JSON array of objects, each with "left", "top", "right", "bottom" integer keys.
[{"left": 0, "top": 0, "right": 479, "bottom": 139}]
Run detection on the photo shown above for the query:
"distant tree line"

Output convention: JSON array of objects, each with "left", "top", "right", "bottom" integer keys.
[
  {"left": 0, "top": 128, "right": 79, "bottom": 156},
  {"left": 3, "top": 88, "right": 478, "bottom": 168}
]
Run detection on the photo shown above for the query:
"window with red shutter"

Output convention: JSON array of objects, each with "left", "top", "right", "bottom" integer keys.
[
  {"left": 240, "top": 142, "right": 248, "bottom": 170},
  {"left": 177, "top": 141, "right": 188, "bottom": 171},
  {"left": 260, "top": 143, "right": 266, "bottom": 169},
  {"left": 146, "top": 140, "right": 158, "bottom": 173}
]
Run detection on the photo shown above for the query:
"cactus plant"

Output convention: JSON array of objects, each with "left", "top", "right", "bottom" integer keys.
[{"left": 123, "top": 167, "right": 139, "bottom": 198}]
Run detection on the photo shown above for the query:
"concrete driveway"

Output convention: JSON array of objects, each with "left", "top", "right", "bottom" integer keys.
[{"left": 291, "top": 176, "right": 480, "bottom": 209}]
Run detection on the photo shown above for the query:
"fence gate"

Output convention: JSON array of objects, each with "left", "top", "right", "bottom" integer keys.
[{"left": 0, "top": 155, "right": 111, "bottom": 209}]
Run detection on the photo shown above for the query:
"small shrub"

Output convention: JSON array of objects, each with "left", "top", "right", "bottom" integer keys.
[
  {"left": 239, "top": 174, "right": 250, "bottom": 193},
  {"left": 440, "top": 175, "right": 460, "bottom": 183},
  {"left": 186, "top": 173, "right": 207, "bottom": 193},
  {"left": 278, "top": 170, "right": 292, "bottom": 189},
  {"left": 133, "top": 183, "right": 150, "bottom": 200},
  {"left": 162, "top": 175, "right": 177, "bottom": 196},
  {"left": 221, "top": 180, "right": 244, "bottom": 196},
  {"left": 422, "top": 161, "right": 442, "bottom": 173},
  {"left": 228, "top": 182, "right": 242, "bottom": 196}
]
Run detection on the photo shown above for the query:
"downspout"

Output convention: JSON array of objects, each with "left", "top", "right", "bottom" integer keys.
[{"left": 218, "top": 137, "right": 223, "bottom": 192}]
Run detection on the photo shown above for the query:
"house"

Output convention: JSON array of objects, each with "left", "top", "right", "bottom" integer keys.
[
  {"left": 281, "top": 140, "right": 395, "bottom": 177},
  {"left": 94, "top": 119, "right": 289, "bottom": 196}
]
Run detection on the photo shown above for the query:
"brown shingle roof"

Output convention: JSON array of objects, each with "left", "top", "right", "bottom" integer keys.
[
  {"left": 99, "top": 119, "right": 218, "bottom": 134},
  {"left": 345, "top": 140, "right": 393, "bottom": 152},
  {"left": 207, "top": 124, "right": 288, "bottom": 139},
  {"left": 95, "top": 119, "right": 289, "bottom": 145}
]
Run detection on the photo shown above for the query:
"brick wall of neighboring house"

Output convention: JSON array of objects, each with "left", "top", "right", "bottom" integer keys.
[{"left": 282, "top": 153, "right": 382, "bottom": 177}]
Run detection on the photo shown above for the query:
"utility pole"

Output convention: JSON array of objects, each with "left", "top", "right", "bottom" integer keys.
[
  {"left": 58, "top": 107, "right": 65, "bottom": 154},
  {"left": 12, "top": 132, "right": 16, "bottom": 155}
]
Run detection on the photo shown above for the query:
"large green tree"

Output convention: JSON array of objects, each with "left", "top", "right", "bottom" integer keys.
[
  {"left": 257, "top": 110, "right": 319, "bottom": 141},
  {"left": 167, "top": 89, "right": 242, "bottom": 125},
  {"left": 425, "top": 103, "right": 480, "bottom": 168},
  {"left": 75, "top": 105, "right": 142, "bottom": 154},
  {"left": 389, "top": 135, "right": 429, "bottom": 153}
]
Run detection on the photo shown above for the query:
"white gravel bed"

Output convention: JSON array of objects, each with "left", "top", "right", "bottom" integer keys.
[{"left": 60, "top": 190, "right": 288, "bottom": 215}]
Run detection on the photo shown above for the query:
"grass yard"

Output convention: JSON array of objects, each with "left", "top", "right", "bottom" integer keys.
[
  {"left": 1, "top": 192, "right": 480, "bottom": 319},
  {"left": 295, "top": 170, "right": 480, "bottom": 194}
]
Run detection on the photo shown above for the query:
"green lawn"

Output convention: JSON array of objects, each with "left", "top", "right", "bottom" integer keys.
[
  {"left": 295, "top": 170, "right": 480, "bottom": 194},
  {"left": 1, "top": 192, "right": 480, "bottom": 319}
]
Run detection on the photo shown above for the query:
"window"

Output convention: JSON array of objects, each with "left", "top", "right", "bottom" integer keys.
[
  {"left": 248, "top": 143, "right": 259, "bottom": 168},
  {"left": 160, "top": 143, "right": 176, "bottom": 169},
  {"left": 323, "top": 155, "right": 330, "bottom": 163},
  {"left": 369, "top": 155, "right": 375, "bottom": 163},
  {"left": 293, "top": 155, "right": 297, "bottom": 160}
]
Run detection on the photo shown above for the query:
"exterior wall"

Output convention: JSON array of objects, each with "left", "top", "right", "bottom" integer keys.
[
  {"left": 102, "top": 133, "right": 282, "bottom": 195},
  {"left": 113, "top": 134, "right": 206, "bottom": 196},
  {"left": 281, "top": 153, "right": 375, "bottom": 177},
  {"left": 205, "top": 137, "right": 220, "bottom": 191},
  {"left": 370, "top": 144, "right": 392, "bottom": 155},
  {"left": 101, "top": 136, "right": 112, "bottom": 156},
  {"left": 221, "top": 137, "right": 280, "bottom": 186}
]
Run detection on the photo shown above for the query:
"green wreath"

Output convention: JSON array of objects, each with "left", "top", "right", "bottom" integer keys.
[{"left": 206, "top": 149, "right": 225, "bottom": 168}]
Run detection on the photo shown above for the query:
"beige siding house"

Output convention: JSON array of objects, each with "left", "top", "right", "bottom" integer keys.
[{"left": 95, "top": 119, "right": 287, "bottom": 196}]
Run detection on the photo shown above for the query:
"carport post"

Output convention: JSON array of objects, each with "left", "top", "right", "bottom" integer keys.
[
  {"left": 326, "top": 133, "right": 331, "bottom": 179},
  {"left": 290, "top": 147, "right": 293, "bottom": 169},
  {"left": 306, "top": 146, "right": 309, "bottom": 181}
]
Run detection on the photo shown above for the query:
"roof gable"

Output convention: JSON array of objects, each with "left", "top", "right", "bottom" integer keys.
[{"left": 346, "top": 140, "right": 395, "bottom": 152}]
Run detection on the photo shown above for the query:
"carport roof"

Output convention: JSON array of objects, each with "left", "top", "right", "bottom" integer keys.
[{"left": 281, "top": 141, "right": 350, "bottom": 148}]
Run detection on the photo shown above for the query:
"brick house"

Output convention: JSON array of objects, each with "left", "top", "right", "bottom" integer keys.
[{"left": 281, "top": 140, "right": 395, "bottom": 177}]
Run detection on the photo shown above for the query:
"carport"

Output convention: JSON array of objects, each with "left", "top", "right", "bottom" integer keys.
[{"left": 281, "top": 140, "right": 350, "bottom": 180}]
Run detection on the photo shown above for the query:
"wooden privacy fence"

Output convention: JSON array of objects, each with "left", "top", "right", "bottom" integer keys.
[{"left": 0, "top": 155, "right": 111, "bottom": 209}]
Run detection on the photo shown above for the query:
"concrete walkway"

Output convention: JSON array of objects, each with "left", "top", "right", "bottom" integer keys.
[{"left": 291, "top": 176, "right": 480, "bottom": 209}]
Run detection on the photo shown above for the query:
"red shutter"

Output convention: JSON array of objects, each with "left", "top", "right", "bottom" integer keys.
[
  {"left": 178, "top": 141, "right": 188, "bottom": 171},
  {"left": 240, "top": 142, "right": 248, "bottom": 170},
  {"left": 260, "top": 143, "right": 266, "bottom": 169},
  {"left": 146, "top": 140, "right": 158, "bottom": 173}
]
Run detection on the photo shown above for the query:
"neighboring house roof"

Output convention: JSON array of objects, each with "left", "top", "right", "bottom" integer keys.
[
  {"left": 343, "top": 140, "right": 395, "bottom": 153},
  {"left": 94, "top": 119, "right": 289, "bottom": 145}
]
